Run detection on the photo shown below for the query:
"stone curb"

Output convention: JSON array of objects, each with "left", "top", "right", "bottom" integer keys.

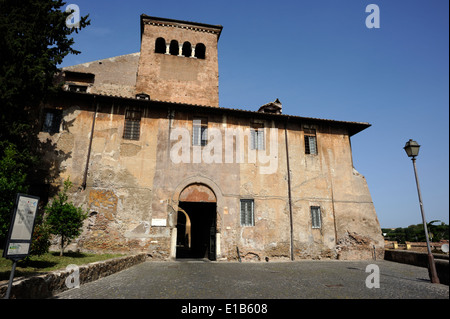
[
  {"left": 0, "top": 253, "right": 147, "bottom": 299},
  {"left": 384, "top": 250, "right": 449, "bottom": 285}
]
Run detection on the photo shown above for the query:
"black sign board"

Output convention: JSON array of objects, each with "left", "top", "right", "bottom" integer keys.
[{"left": 3, "top": 193, "right": 40, "bottom": 261}]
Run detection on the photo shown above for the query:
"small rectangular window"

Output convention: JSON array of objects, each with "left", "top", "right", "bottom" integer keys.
[
  {"left": 304, "top": 128, "right": 317, "bottom": 155},
  {"left": 240, "top": 199, "right": 254, "bottom": 226},
  {"left": 311, "top": 206, "right": 322, "bottom": 229},
  {"left": 42, "top": 109, "right": 62, "bottom": 133},
  {"left": 250, "top": 124, "right": 264, "bottom": 150},
  {"left": 123, "top": 109, "right": 141, "bottom": 140},
  {"left": 193, "top": 118, "right": 208, "bottom": 146}
]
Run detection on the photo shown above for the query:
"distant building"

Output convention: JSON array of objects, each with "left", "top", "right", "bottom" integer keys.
[{"left": 38, "top": 15, "right": 384, "bottom": 261}]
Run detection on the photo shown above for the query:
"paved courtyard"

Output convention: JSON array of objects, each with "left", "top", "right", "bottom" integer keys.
[{"left": 55, "top": 259, "right": 448, "bottom": 300}]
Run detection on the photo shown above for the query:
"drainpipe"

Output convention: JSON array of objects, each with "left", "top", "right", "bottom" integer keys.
[
  {"left": 330, "top": 172, "right": 338, "bottom": 246},
  {"left": 167, "top": 108, "right": 175, "bottom": 159},
  {"left": 284, "top": 119, "right": 294, "bottom": 261},
  {"left": 82, "top": 97, "right": 98, "bottom": 190}
]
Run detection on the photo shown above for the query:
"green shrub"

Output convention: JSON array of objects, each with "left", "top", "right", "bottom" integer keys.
[{"left": 45, "top": 178, "right": 88, "bottom": 256}]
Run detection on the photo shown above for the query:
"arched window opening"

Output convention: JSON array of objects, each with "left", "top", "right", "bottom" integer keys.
[
  {"left": 182, "top": 42, "right": 192, "bottom": 57},
  {"left": 195, "top": 43, "right": 206, "bottom": 59},
  {"left": 169, "top": 40, "right": 179, "bottom": 56},
  {"left": 155, "top": 37, "right": 166, "bottom": 54}
]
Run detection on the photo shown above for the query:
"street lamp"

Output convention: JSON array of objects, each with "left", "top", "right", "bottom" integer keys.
[{"left": 403, "top": 139, "right": 440, "bottom": 284}]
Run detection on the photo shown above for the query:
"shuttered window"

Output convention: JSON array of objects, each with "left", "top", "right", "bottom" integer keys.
[
  {"left": 193, "top": 118, "right": 208, "bottom": 146},
  {"left": 304, "top": 128, "right": 317, "bottom": 155},
  {"left": 240, "top": 199, "right": 254, "bottom": 226},
  {"left": 311, "top": 206, "right": 322, "bottom": 229},
  {"left": 250, "top": 124, "right": 264, "bottom": 150},
  {"left": 42, "top": 109, "right": 63, "bottom": 133},
  {"left": 123, "top": 109, "right": 141, "bottom": 140}
]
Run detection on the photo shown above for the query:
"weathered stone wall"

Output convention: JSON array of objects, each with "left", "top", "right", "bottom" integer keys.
[
  {"left": 79, "top": 104, "right": 164, "bottom": 255},
  {"left": 39, "top": 99, "right": 163, "bottom": 255},
  {"left": 136, "top": 20, "right": 220, "bottom": 106},
  {"left": 38, "top": 94, "right": 383, "bottom": 261},
  {"left": 230, "top": 120, "right": 384, "bottom": 261},
  {"left": 63, "top": 52, "right": 140, "bottom": 98}
]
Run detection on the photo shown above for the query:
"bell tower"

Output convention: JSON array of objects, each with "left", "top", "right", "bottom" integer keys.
[{"left": 136, "top": 15, "right": 222, "bottom": 107}]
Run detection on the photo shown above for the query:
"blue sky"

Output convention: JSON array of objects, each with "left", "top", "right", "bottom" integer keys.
[{"left": 60, "top": 0, "right": 449, "bottom": 228}]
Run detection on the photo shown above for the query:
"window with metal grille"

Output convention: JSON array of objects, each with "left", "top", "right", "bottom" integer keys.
[
  {"left": 311, "top": 206, "right": 322, "bottom": 229},
  {"left": 42, "top": 109, "right": 62, "bottom": 133},
  {"left": 68, "top": 84, "right": 87, "bottom": 93},
  {"left": 250, "top": 124, "right": 265, "bottom": 150},
  {"left": 123, "top": 109, "right": 141, "bottom": 140},
  {"left": 240, "top": 199, "right": 254, "bottom": 226},
  {"left": 193, "top": 118, "right": 208, "bottom": 146},
  {"left": 304, "top": 128, "right": 317, "bottom": 155}
]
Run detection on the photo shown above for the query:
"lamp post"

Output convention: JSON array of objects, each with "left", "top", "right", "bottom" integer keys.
[{"left": 403, "top": 139, "right": 440, "bottom": 284}]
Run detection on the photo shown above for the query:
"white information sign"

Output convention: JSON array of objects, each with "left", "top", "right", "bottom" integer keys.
[
  {"left": 151, "top": 218, "right": 167, "bottom": 227},
  {"left": 10, "top": 196, "right": 39, "bottom": 241},
  {"left": 3, "top": 194, "right": 40, "bottom": 260}
]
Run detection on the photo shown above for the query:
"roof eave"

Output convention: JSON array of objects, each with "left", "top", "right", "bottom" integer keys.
[
  {"left": 57, "top": 91, "right": 371, "bottom": 136},
  {"left": 140, "top": 14, "right": 223, "bottom": 40}
]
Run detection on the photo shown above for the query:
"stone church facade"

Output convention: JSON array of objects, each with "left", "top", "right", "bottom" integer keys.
[{"left": 38, "top": 15, "right": 384, "bottom": 261}]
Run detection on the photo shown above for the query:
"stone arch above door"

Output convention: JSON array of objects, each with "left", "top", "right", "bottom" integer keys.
[
  {"left": 179, "top": 183, "right": 216, "bottom": 203},
  {"left": 172, "top": 175, "right": 224, "bottom": 232},
  {"left": 173, "top": 176, "right": 222, "bottom": 203}
]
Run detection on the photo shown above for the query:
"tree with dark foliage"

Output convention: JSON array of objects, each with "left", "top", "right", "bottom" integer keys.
[
  {"left": 0, "top": 0, "right": 89, "bottom": 242},
  {"left": 382, "top": 221, "right": 449, "bottom": 243}
]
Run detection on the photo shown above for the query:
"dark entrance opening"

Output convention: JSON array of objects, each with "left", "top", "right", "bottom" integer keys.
[{"left": 176, "top": 201, "right": 216, "bottom": 260}]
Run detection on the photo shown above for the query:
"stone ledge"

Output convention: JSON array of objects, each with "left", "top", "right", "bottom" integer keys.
[
  {"left": 384, "top": 249, "right": 448, "bottom": 285},
  {"left": 0, "top": 253, "right": 147, "bottom": 299}
]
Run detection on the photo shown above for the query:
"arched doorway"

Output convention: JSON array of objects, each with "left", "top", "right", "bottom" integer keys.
[{"left": 176, "top": 183, "right": 217, "bottom": 260}]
